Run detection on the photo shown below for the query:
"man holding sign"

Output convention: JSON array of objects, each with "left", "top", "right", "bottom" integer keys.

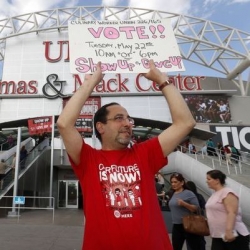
[{"left": 57, "top": 60, "right": 195, "bottom": 249}]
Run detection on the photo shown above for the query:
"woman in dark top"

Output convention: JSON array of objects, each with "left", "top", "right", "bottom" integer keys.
[
  {"left": 186, "top": 181, "right": 206, "bottom": 210},
  {"left": 186, "top": 181, "right": 206, "bottom": 250},
  {"left": 168, "top": 173, "right": 203, "bottom": 250}
]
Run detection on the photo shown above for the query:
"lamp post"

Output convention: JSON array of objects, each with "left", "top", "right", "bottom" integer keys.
[
  {"left": 2, "top": 127, "right": 22, "bottom": 217},
  {"left": 49, "top": 115, "right": 55, "bottom": 207}
]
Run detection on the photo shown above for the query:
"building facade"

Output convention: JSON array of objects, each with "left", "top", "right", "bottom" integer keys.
[{"left": 0, "top": 24, "right": 250, "bottom": 210}]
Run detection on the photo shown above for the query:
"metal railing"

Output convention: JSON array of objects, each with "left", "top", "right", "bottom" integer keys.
[
  {"left": 177, "top": 144, "right": 250, "bottom": 176},
  {"left": 0, "top": 196, "right": 55, "bottom": 223},
  {"left": 0, "top": 140, "right": 50, "bottom": 197},
  {"left": 0, "top": 141, "right": 9, "bottom": 151}
]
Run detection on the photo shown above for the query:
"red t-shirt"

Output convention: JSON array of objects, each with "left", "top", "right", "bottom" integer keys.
[
  {"left": 224, "top": 146, "right": 231, "bottom": 154},
  {"left": 70, "top": 137, "right": 172, "bottom": 250}
]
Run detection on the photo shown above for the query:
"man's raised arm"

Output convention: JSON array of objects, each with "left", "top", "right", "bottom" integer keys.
[
  {"left": 57, "top": 62, "right": 104, "bottom": 165},
  {"left": 143, "top": 60, "right": 196, "bottom": 157}
]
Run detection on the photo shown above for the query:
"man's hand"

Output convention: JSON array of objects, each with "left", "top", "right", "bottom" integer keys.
[
  {"left": 142, "top": 59, "right": 167, "bottom": 84},
  {"left": 84, "top": 62, "right": 104, "bottom": 87}
]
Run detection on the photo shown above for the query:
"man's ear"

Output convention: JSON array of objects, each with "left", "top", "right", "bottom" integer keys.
[{"left": 96, "top": 122, "right": 104, "bottom": 135}]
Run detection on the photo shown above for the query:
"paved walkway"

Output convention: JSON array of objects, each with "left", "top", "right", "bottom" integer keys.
[
  {"left": 0, "top": 209, "right": 212, "bottom": 250},
  {"left": 0, "top": 209, "right": 84, "bottom": 250}
]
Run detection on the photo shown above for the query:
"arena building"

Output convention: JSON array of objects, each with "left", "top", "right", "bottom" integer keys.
[{"left": 0, "top": 6, "right": 249, "bottom": 215}]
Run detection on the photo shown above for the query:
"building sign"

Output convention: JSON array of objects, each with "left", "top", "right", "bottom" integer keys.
[
  {"left": 210, "top": 125, "right": 250, "bottom": 151},
  {"left": 14, "top": 196, "right": 25, "bottom": 205},
  {"left": 63, "top": 97, "right": 101, "bottom": 132},
  {"left": 74, "top": 117, "right": 93, "bottom": 132},
  {"left": 0, "top": 33, "right": 238, "bottom": 99},
  {"left": 68, "top": 19, "right": 184, "bottom": 73},
  {"left": 28, "top": 116, "right": 53, "bottom": 135}
]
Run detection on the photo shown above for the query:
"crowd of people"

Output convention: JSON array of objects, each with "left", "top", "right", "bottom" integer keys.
[
  {"left": 181, "top": 138, "right": 242, "bottom": 167},
  {"left": 206, "top": 139, "right": 241, "bottom": 165}
]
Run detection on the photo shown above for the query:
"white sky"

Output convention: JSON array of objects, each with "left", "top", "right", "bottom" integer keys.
[{"left": 0, "top": 0, "right": 249, "bottom": 31}]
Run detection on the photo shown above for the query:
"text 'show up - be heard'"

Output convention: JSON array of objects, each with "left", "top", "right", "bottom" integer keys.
[{"left": 68, "top": 19, "right": 185, "bottom": 74}]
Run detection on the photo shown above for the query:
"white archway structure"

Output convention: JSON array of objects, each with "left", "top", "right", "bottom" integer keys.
[{"left": 0, "top": 6, "right": 250, "bottom": 95}]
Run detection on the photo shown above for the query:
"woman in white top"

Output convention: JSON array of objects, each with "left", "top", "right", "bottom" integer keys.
[{"left": 206, "top": 169, "right": 249, "bottom": 250}]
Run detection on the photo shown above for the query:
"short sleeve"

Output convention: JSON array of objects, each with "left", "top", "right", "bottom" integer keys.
[{"left": 218, "top": 187, "right": 238, "bottom": 202}]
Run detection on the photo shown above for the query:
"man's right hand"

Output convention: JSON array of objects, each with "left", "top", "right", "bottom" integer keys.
[{"left": 142, "top": 59, "right": 167, "bottom": 85}]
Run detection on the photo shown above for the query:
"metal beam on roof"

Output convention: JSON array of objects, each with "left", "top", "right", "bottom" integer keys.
[{"left": 0, "top": 116, "right": 216, "bottom": 142}]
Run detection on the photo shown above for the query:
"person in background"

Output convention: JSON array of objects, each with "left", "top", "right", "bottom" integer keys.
[
  {"left": 168, "top": 173, "right": 203, "bottom": 250},
  {"left": 0, "top": 159, "right": 9, "bottom": 189},
  {"left": 217, "top": 100, "right": 228, "bottom": 123},
  {"left": 155, "top": 177, "right": 165, "bottom": 207},
  {"left": 186, "top": 181, "right": 206, "bottom": 210},
  {"left": 217, "top": 142, "right": 225, "bottom": 160},
  {"left": 20, "top": 145, "right": 28, "bottom": 169},
  {"left": 207, "top": 138, "right": 217, "bottom": 156},
  {"left": 224, "top": 145, "right": 233, "bottom": 166},
  {"left": 230, "top": 145, "right": 241, "bottom": 164},
  {"left": 7, "top": 134, "right": 14, "bottom": 149},
  {"left": 57, "top": 60, "right": 196, "bottom": 250},
  {"left": 206, "top": 169, "right": 249, "bottom": 250},
  {"left": 186, "top": 180, "right": 206, "bottom": 250},
  {"left": 38, "top": 133, "right": 45, "bottom": 144},
  {"left": 11, "top": 152, "right": 16, "bottom": 179},
  {"left": 188, "top": 140, "right": 195, "bottom": 154},
  {"left": 156, "top": 171, "right": 165, "bottom": 188},
  {"left": 201, "top": 144, "right": 207, "bottom": 155}
]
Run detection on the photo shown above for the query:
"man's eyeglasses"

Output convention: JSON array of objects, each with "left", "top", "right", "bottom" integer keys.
[{"left": 106, "top": 115, "right": 134, "bottom": 125}]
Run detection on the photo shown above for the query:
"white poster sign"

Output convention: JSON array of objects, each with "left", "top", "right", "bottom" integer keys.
[{"left": 68, "top": 19, "right": 185, "bottom": 74}]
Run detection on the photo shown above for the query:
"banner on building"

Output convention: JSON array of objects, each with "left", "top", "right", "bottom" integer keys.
[
  {"left": 63, "top": 96, "right": 101, "bottom": 132},
  {"left": 183, "top": 94, "right": 231, "bottom": 124},
  {"left": 210, "top": 125, "right": 250, "bottom": 152},
  {"left": 28, "top": 116, "right": 53, "bottom": 135}
]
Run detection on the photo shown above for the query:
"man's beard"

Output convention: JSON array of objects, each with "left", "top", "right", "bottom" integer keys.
[{"left": 116, "top": 135, "right": 131, "bottom": 146}]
